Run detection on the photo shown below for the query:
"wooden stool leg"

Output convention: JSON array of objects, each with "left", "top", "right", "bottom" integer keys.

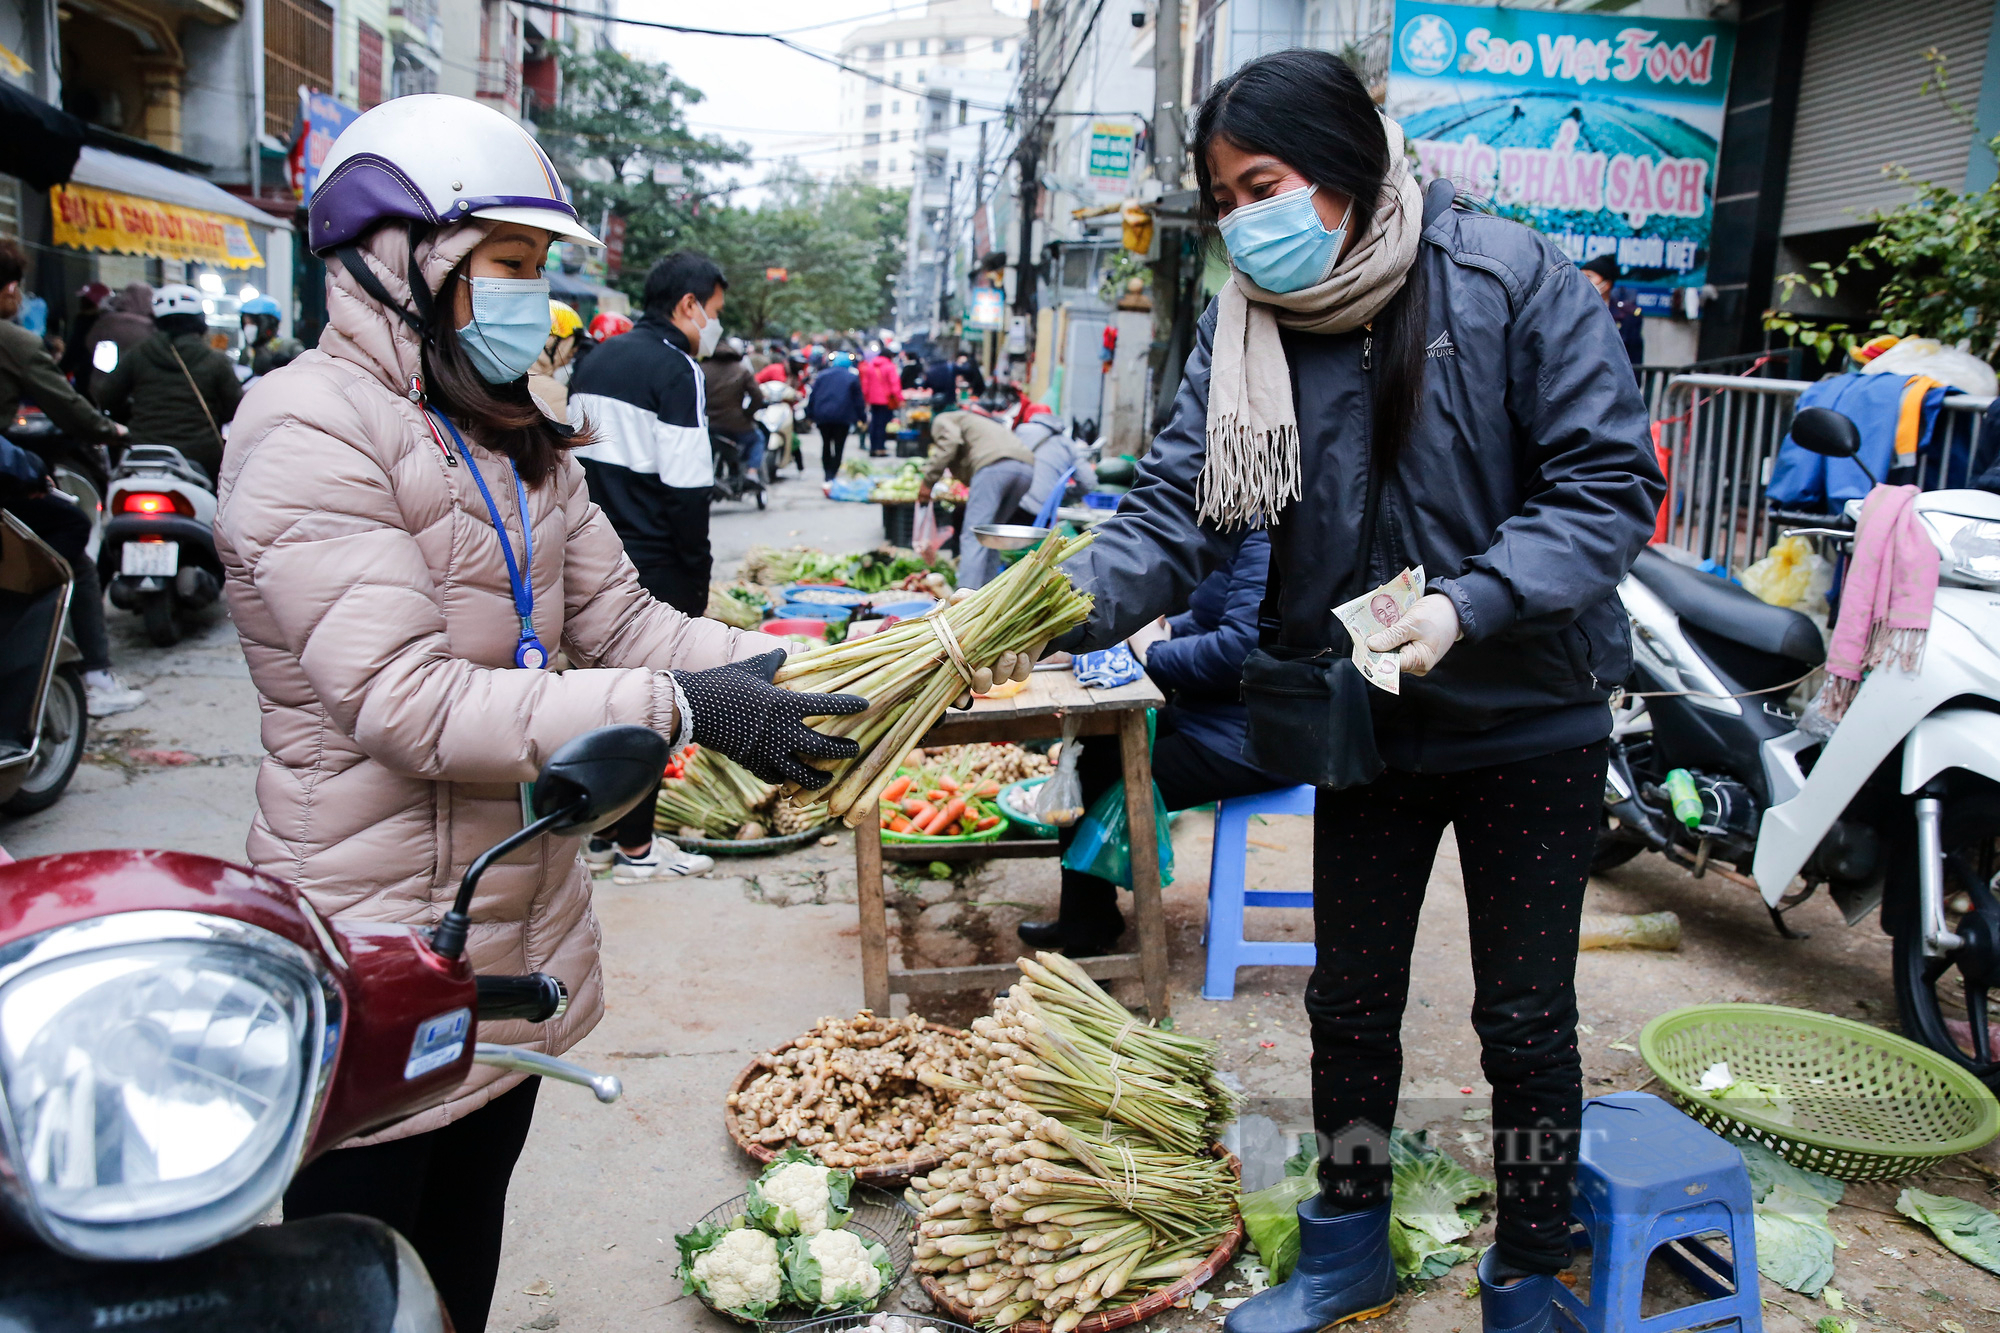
[
  {"left": 855, "top": 801, "right": 890, "bottom": 1014},
  {"left": 1119, "top": 709, "right": 1170, "bottom": 1020}
]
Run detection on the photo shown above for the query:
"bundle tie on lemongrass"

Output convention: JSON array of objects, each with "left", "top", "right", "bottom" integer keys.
[{"left": 926, "top": 608, "right": 975, "bottom": 683}]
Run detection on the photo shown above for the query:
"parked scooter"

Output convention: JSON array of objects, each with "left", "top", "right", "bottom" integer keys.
[
  {"left": 1600, "top": 407, "right": 2000, "bottom": 1088},
  {"left": 0, "top": 512, "right": 86, "bottom": 815},
  {"left": 0, "top": 724, "right": 660, "bottom": 1327},
  {"left": 4, "top": 405, "right": 109, "bottom": 560},
  {"left": 757, "top": 381, "right": 800, "bottom": 482},
  {"left": 710, "top": 428, "right": 767, "bottom": 510},
  {"left": 100, "top": 444, "right": 221, "bottom": 647}
]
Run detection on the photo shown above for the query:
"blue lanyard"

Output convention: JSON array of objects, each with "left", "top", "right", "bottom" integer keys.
[{"left": 429, "top": 411, "right": 549, "bottom": 670}]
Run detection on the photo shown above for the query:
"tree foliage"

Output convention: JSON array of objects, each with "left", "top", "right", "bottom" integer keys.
[
  {"left": 692, "top": 166, "right": 910, "bottom": 339},
  {"left": 534, "top": 42, "right": 748, "bottom": 281},
  {"left": 1766, "top": 50, "right": 2000, "bottom": 362}
]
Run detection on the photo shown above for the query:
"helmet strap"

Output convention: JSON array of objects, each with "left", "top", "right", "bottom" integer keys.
[{"left": 334, "top": 244, "right": 423, "bottom": 333}]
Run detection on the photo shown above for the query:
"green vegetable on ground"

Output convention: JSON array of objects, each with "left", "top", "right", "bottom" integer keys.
[
  {"left": 1737, "top": 1138, "right": 1843, "bottom": 1295},
  {"left": 1387, "top": 1129, "right": 1490, "bottom": 1283},
  {"left": 1896, "top": 1187, "right": 2000, "bottom": 1275}
]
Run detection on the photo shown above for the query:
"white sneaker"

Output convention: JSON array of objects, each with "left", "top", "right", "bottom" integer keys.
[
  {"left": 612, "top": 836, "right": 714, "bottom": 883},
  {"left": 584, "top": 838, "right": 617, "bottom": 868},
  {"left": 84, "top": 671, "right": 145, "bottom": 717}
]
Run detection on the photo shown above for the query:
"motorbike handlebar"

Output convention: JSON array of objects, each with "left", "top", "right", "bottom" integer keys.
[{"left": 475, "top": 972, "right": 569, "bottom": 1022}]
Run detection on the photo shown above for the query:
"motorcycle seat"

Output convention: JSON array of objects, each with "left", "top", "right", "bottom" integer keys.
[{"left": 1631, "top": 546, "right": 1825, "bottom": 666}]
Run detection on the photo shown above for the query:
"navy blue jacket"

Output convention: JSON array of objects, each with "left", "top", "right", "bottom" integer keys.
[
  {"left": 1144, "top": 531, "right": 1282, "bottom": 771},
  {"left": 1069, "top": 191, "right": 1662, "bottom": 771},
  {"left": 806, "top": 366, "right": 866, "bottom": 427}
]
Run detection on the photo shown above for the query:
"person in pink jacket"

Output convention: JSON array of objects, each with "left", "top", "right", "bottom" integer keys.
[
  {"left": 859, "top": 342, "right": 903, "bottom": 457},
  {"left": 213, "top": 95, "right": 865, "bottom": 1332}
]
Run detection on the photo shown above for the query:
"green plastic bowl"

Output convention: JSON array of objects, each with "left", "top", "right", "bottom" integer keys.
[
  {"left": 997, "top": 776, "right": 1059, "bottom": 839},
  {"left": 1639, "top": 1003, "right": 2000, "bottom": 1181},
  {"left": 882, "top": 809, "right": 1011, "bottom": 846}
]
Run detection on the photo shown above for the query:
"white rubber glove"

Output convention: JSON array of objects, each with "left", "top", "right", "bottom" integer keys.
[{"left": 1364, "top": 593, "right": 1461, "bottom": 678}]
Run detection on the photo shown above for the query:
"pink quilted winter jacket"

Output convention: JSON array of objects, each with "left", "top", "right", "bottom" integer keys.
[{"left": 216, "top": 221, "right": 782, "bottom": 1141}]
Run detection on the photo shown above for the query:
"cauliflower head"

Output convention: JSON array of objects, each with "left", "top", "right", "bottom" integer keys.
[
  {"left": 747, "top": 1147, "right": 854, "bottom": 1235},
  {"left": 783, "top": 1226, "right": 895, "bottom": 1310},
  {"left": 677, "top": 1224, "right": 784, "bottom": 1318}
]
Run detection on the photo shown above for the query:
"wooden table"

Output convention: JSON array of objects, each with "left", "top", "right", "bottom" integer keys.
[{"left": 853, "top": 670, "right": 1171, "bottom": 1018}]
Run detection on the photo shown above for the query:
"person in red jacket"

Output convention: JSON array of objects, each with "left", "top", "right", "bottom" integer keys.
[{"left": 858, "top": 343, "right": 903, "bottom": 457}]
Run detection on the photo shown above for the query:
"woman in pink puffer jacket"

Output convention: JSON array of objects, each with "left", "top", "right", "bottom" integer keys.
[{"left": 214, "top": 96, "right": 864, "bottom": 1331}]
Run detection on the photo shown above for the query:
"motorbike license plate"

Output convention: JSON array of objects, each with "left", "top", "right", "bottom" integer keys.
[{"left": 121, "top": 541, "right": 179, "bottom": 577}]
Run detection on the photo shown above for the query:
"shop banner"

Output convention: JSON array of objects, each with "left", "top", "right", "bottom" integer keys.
[
  {"left": 50, "top": 183, "right": 264, "bottom": 269},
  {"left": 967, "top": 286, "right": 1005, "bottom": 331},
  {"left": 1087, "top": 122, "right": 1137, "bottom": 198},
  {"left": 1387, "top": 1, "right": 1734, "bottom": 311},
  {"left": 296, "top": 91, "right": 361, "bottom": 201}
]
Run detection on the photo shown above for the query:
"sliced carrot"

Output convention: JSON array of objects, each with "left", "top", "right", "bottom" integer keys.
[
  {"left": 975, "top": 781, "right": 1001, "bottom": 798},
  {"left": 882, "top": 775, "right": 913, "bottom": 804},
  {"left": 925, "top": 796, "right": 968, "bottom": 835},
  {"left": 974, "top": 814, "right": 1000, "bottom": 830}
]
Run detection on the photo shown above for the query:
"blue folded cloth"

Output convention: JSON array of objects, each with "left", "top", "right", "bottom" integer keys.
[{"left": 1073, "top": 644, "right": 1145, "bottom": 689}]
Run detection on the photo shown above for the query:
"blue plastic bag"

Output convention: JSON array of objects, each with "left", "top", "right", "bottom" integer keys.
[{"left": 1061, "top": 778, "right": 1174, "bottom": 889}]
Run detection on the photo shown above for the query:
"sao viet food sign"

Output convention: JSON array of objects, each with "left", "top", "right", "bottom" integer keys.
[{"left": 1387, "top": 1, "right": 1735, "bottom": 312}]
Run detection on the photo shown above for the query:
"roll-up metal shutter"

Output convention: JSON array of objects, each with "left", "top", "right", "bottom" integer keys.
[{"left": 1781, "top": 0, "right": 1992, "bottom": 236}]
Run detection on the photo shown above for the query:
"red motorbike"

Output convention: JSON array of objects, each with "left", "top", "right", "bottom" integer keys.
[{"left": 0, "top": 724, "right": 665, "bottom": 1329}]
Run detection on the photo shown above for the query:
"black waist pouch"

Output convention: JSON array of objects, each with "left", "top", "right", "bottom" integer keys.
[{"left": 1239, "top": 647, "right": 1384, "bottom": 790}]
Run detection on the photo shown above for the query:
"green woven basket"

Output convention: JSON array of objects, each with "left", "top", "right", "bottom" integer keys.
[{"left": 1640, "top": 1003, "right": 2000, "bottom": 1182}]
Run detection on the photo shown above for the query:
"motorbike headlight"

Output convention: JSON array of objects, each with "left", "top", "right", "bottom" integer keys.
[
  {"left": 1922, "top": 511, "right": 2000, "bottom": 586},
  {"left": 0, "top": 911, "right": 334, "bottom": 1260}
]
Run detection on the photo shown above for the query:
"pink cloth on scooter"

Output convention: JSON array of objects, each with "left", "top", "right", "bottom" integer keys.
[{"left": 1812, "top": 484, "right": 1937, "bottom": 726}]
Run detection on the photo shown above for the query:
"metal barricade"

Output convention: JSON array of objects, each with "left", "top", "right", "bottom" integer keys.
[{"left": 1654, "top": 374, "right": 1996, "bottom": 570}]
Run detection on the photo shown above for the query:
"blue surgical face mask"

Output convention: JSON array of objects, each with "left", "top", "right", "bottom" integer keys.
[
  {"left": 1217, "top": 184, "right": 1351, "bottom": 293},
  {"left": 457, "top": 276, "right": 552, "bottom": 384}
]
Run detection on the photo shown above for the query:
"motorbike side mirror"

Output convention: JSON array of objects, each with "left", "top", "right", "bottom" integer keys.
[
  {"left": 431, "top": 726, "right": 669, "bottom": 960},
  {"left": 531, "top": 725, "right": 671, "bottom": 835},
  {"left": 1791, "top": 407, "right": 1877, "bottom": 487},
  {"left": 1791, "top": 407, "right": 1862, "bottom": 459}
]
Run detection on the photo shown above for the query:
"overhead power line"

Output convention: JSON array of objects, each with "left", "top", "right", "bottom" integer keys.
[{"left": 513, "top": 0, "right": 1021, "bottom": 112}]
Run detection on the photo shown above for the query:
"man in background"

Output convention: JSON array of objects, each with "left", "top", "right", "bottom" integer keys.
[
  {"left": 1582, "top": 254, "right": 1645, "bottom": 367},
  {"left": 804, "top": 349, "right": 866, "bottom": 485},
  {"left": 919, "top": 408, "right": 1034, "bottom": 588},
  {"left": 568, "top": 251, "right": 727, "bottom": 616}
]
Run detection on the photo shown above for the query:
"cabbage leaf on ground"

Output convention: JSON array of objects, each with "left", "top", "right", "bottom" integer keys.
[
  {"left": 1734, "top": 1138, "right": 1843, "bottom": 1295},
  {"left": 1896, "top": 1188, "right": 2000, "bottom": 1275},
  {"left": 1387, "top": 1128, "right": 1490, "bottom": 1283}
]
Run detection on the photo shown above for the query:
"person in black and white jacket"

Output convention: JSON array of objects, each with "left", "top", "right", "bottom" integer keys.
[{"left": 568, "top": 251, "right": 727, "bottom": 617}]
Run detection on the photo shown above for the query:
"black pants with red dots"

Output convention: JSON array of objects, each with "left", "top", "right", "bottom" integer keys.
[{"left": 1305, "top": 741, "right": 1604, "bottom": 1275}]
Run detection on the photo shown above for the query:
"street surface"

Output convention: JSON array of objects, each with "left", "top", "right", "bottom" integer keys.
[{"left": 4, "top": 460, "right": 1997, "bottom": 1332}]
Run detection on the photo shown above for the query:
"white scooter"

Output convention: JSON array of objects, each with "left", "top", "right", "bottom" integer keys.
[
  {"left": 1601, "top": 407, "right": 2000, "bottom": 1088},
  {"left": 100, "top": 444, "right": 221, "bottom": 647}
]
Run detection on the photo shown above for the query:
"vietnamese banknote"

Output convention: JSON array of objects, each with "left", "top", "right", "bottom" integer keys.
[{"left": 1332, "top": 565, "right": 1425, "bottom": 695}]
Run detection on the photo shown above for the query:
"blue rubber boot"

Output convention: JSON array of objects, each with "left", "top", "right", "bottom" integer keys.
[
  {"left": 1476, "top": 1247, "right": 1556, "bottom": 1333},
  {"left": 1223, "top": 1198, "right": 1395, "bottom": 1333}
]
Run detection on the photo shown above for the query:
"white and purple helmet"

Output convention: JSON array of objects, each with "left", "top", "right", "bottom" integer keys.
[{"left": 307, "top": 94, "right": 602, "bottom": 256}]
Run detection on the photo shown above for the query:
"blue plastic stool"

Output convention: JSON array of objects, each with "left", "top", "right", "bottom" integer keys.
[
  {"left": 1555, "top": 1091, "right": 1763, "bottom": 1333},
  {"left": 1201, "top": 784, "right": 1317, "bottom": 1000}
]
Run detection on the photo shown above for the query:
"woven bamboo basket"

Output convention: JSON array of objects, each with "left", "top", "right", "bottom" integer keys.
[
  {"left": 916, "top": 1147, "right": 1245, "bottom": 1333},
  {"left": 686, "top": 1186, "right": 914, "bottom": 1331},
  {"left": 726, "top": 1023, "right": 972, "bottom": 1188}
]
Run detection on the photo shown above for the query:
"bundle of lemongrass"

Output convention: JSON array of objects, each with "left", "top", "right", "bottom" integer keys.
[
  {"left": 961, "top": 953, "right": 1238, "bottom": 1154},
  {"left": 655, "top": 744, "right": 777, "bottom": 840},
  {"left": 775, "top": 533, "right": 1096, "bottom": 826},
  {"left": 908, "top": 954, "right": 1240, "bottom": 1330},
  {"left": 909, "top": 1093, "right": 1237, "bottom": 1331}
]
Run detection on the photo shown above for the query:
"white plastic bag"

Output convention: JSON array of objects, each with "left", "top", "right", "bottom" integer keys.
[
  {"left": 1862, "top": 337, "right": 1999, "bottom": 397},
  {"left": 1035, "top": 717, "right": 1085, "bottom": 826}
]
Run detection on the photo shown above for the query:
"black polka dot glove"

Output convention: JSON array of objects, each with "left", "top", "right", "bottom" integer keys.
[{"left": 671, "top": 650, "right": 868, "bottom": 788}]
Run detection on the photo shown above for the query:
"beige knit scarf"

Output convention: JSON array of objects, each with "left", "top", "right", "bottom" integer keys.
[{"left": 1200, "top": 115, "right": 1425, "bottom": 530}]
